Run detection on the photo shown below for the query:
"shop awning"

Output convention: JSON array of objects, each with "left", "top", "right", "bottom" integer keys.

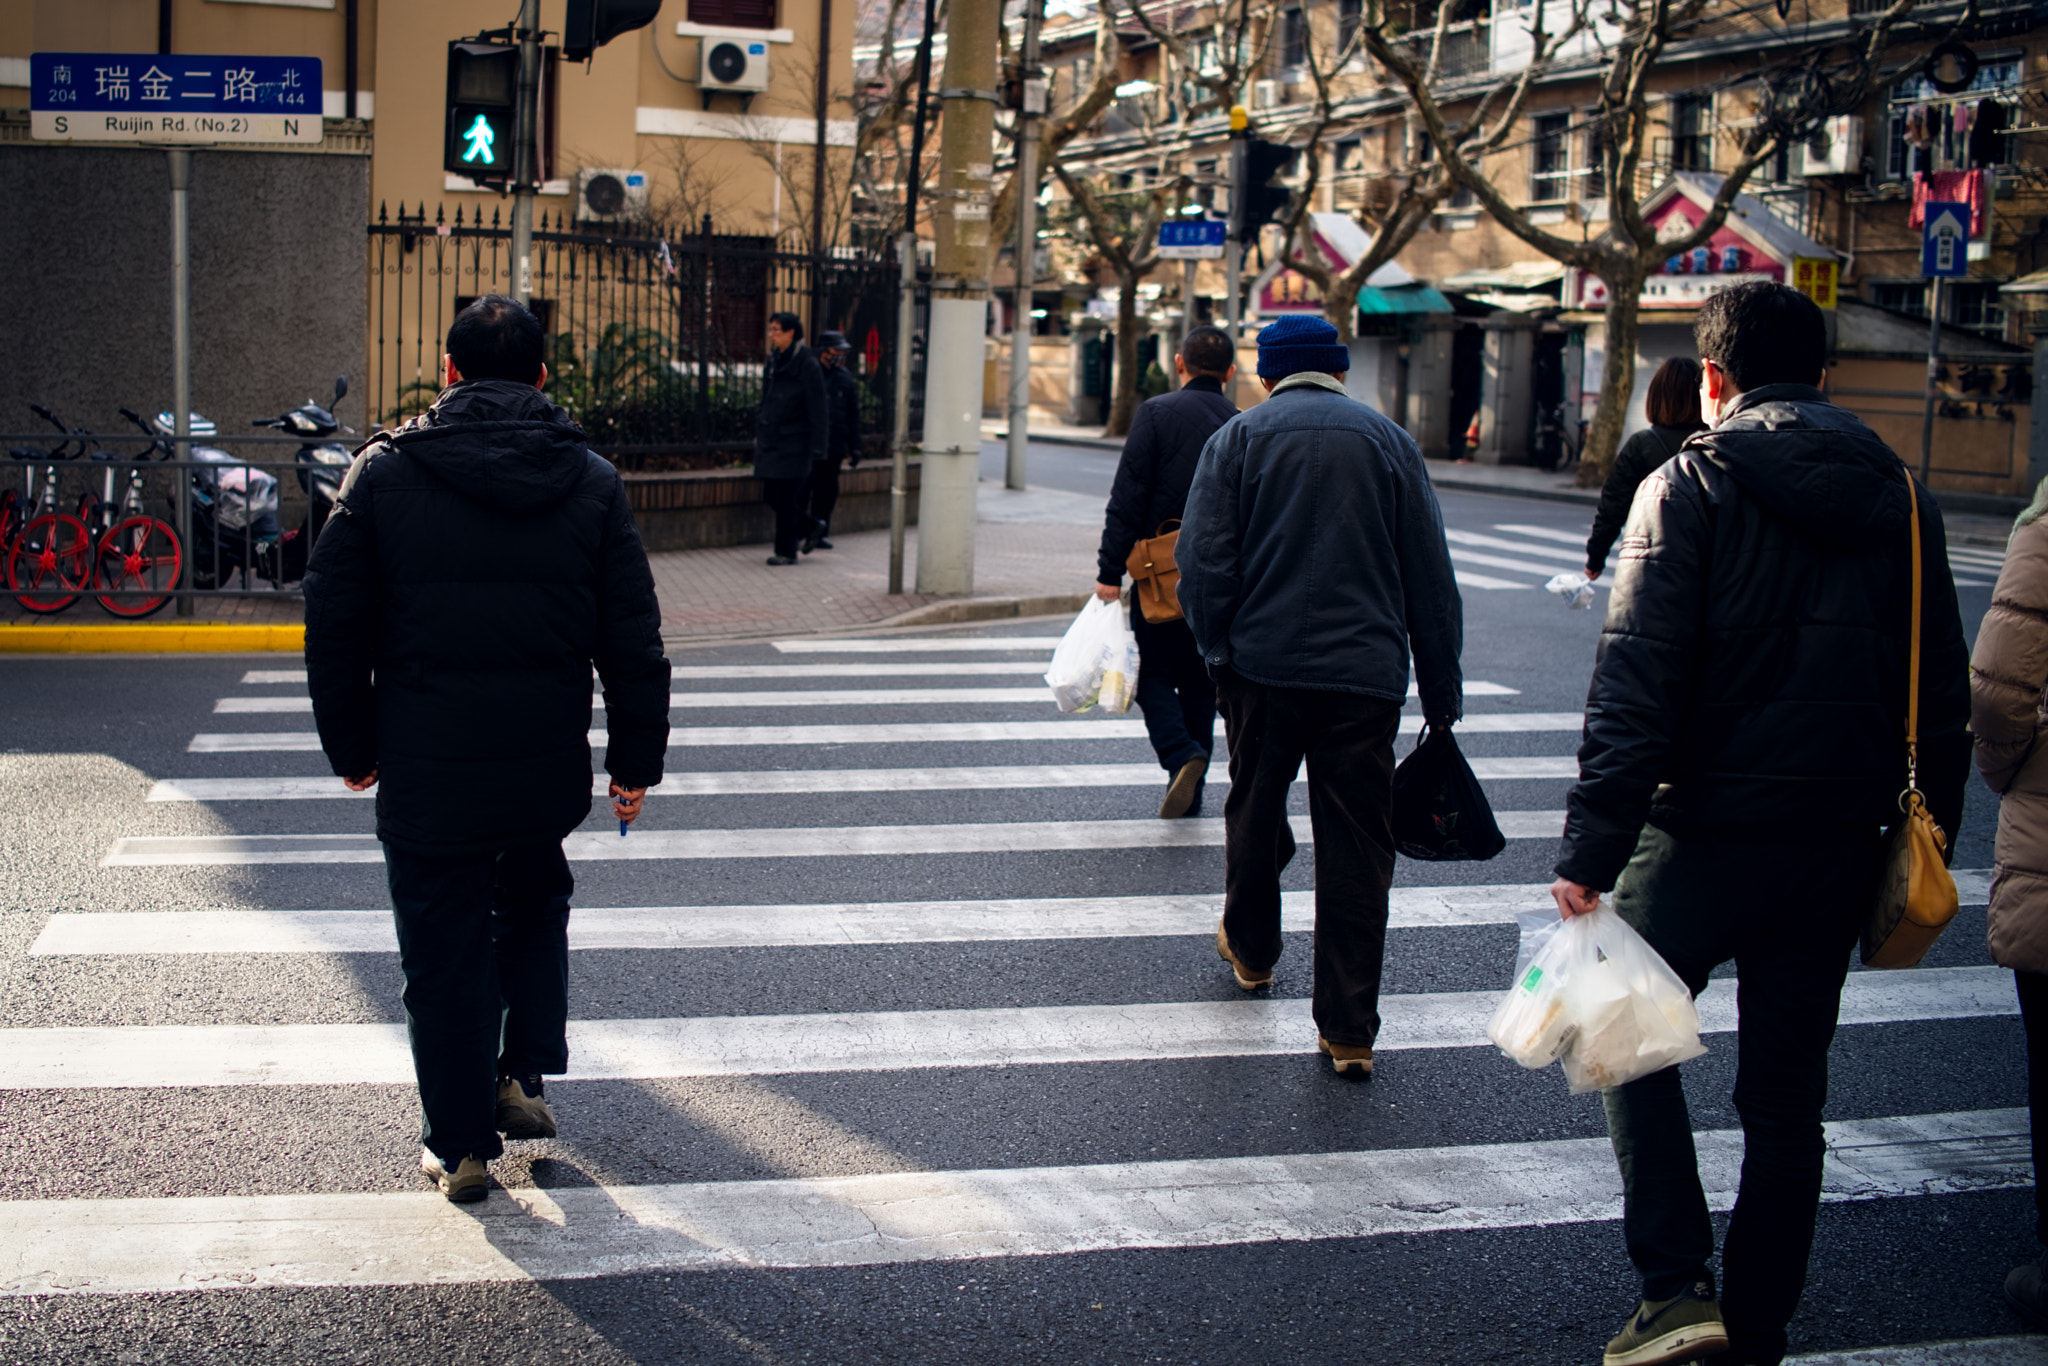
[
  {"left": 1358, "top": 284, "right": 1453, "bottom": 315},
  {"left": 2003, "top": 268, "right": 2048, "bottom": 294}
]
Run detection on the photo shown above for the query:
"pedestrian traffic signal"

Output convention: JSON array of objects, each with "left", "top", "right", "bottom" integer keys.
[
  {"left": 444, "top": 42, "right": 518, "bottom": 178},
  {"left": 1229, "top": 135, "right": 1298, "bottom": 243},
  {"left": 563, "top": 0, "right": 664, "bottom": 62}
]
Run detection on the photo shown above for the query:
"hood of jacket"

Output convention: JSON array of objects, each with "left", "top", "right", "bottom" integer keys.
[
  {"left": 387, "top": 379, "right": 593, "bottom": 514},
  {"left": 1688, "top": 383, "right": 1908, "bottom": 550}
]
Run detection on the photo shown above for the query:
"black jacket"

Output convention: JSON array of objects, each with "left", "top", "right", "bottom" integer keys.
[
  {"left": 1177, "top": 374, "right": 1464, "bottom": 723},
  {"left": 1556, "top": 384, "right": 1970, "bottom": 891},
  {"left": 822, "top": 362, "right": 862, "bottom": 464},
  {"left": 755, "top": 342, "right": 827, "bottom": 479},
  {"left": 1585, "top": 423, "right": 1703, "bottom": 575},
  {"left": 1096, "top": 375, "right": 1237, "bottom": 585},
  {"left": 303, "top": 380, "right": 672, "bottom": 856}
]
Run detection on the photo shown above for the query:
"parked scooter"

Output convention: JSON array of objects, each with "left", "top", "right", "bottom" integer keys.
[
  {"left": 250, "top": 376, "right": 353, "bottom": 580},
  {"left": 149, "top": 410, "right": 282, "bottom": 589}
]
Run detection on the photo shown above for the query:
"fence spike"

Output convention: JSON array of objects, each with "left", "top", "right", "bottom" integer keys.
[
  {"left": 435, "top": 202, "right": 445, "bottom": 226},
  {"left": 377, "top": 200, "right": 387, "bottom": 224}
]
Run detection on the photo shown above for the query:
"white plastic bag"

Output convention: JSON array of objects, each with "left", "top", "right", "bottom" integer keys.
[
  {"left": 1487, "top": 906, "right": 1706, "bottom": 1093},
  {"left": 1045, "top": 598, "right": 1140, "bottom": 714},
  {"left": 1545, "top": 571, "right": 1597, "bottom": 611}
]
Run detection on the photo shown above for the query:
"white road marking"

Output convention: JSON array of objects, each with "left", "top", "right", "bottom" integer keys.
[
  {"left": 188, "top": 712, "right": 1589, "bottom": 753},
  {"left": 239, "top": 669, "right": 309, "bottom": 684},
  {"left": 1787, "top": 1338, "right": 2048, "bottom": 1366},
  {"left": 1455, "top": 570, "right": 1531, "bottom": 591},
  {"left": 0, "top": 967, "right": 2013, "bottom": 1089},
  {"left": 773, "top": 637, "right": 1066, "bottom": 653},
  {"left": 1444, "top": 529, "right": 1588, "bottom": 563},
  {"left": 0, "top": 1108, "right": 2021, "bottom": 1295},
  {"left": 1450, "top": 547, "right": 1578, "bottom": 578},
  {"left": 96, "top": 810, "right": 1573, "bottom": 867},
  {"left": 1952, "top": 579, "right": 1994, "bottom": 589},
  {"left": 145, "top": 753, "right": 1579, "bottom": 804},
  {"left": 1493, "top": 523, "right": 1589, "bottom": 548},
  {"left": 27, "top": 870, "right": 1998, "bottom": 957},
  {"left": 245, "top": 663, "right": 1066, "bottom": 684}
]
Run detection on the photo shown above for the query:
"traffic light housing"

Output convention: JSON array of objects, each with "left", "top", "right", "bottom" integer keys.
[
  {"left": 444, "top": 42, "right": 518, "bottom": 179},
  {"left": 1229, "top": 135, "right": 1298, "bottom": 243},
  {"left": 564, "top": 0, "right": 664, "bottom": 62}
]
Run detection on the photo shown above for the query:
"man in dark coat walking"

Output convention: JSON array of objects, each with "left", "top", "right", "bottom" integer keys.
[
  {"left": 1092, "top": 325, "right": 1238, "bottom": 817},
  {"left": 303, "top": 294, "right": 672, "bottom": 1203},
  {"left": 804, "top": 330, "right": 862, "bottom": 552},
  {"left": 1551, "top": 282, "right": 1969, "bottom": 1366},
  {"left": 756, "top": 311, "right": 827, "bottom": 565},
  {"left": 1178, "top": 314, "right": 1464, "bottom": 1078}
]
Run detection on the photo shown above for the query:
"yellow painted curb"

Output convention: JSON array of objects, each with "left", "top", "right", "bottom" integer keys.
[{"left": 0, "top": 623, "right": 305, "bottom": 654}]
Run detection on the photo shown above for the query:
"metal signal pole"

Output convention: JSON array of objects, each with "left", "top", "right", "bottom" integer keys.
[
  {"left": 888, "top": 0, "right": 940, "bottom": 596},
  {"left": 1004, "top": 0, "right": 1044, "bottom": 492},
  {"left": 508, "top": 0, "right": 543, "bottom": 303}
]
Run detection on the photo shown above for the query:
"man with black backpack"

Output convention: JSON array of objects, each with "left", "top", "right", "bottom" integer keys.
[{"left": 304, "top": 294, "right": 672, "bottom": 1204}]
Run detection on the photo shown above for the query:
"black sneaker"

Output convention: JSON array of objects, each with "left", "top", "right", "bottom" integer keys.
[
  {"left": 2008, "top": 1261, "right": 2048, "bottom": 1332},
  {"left": 765, "top": 555, "right": 797, "bottom": 566},
  {"left": 1601, "top": 1280, "right": 1728, "bottom": 1366},
  {"left": 496, "top": 1074, "right": 558, "bottom": 1139},
  {"left": 814, "top": 537, "right": 834, "bottom": 550}
]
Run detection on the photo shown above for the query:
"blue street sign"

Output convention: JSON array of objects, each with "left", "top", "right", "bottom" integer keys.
[
  {"left": 1157, "top": 219, "right": 1228, "bottom": 260},
  {"left": 1921, "top": 201, "right": 1970, "bottom": 278},
  {"left": 30, "top": 52, "right": 322, "bottom": 144}
]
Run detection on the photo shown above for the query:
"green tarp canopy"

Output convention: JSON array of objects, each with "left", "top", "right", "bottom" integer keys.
[{"left": 1358, "top": 284, "right": 1453, "bottom": 315}]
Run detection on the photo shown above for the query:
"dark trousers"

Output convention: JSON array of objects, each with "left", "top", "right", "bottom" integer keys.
[
  {"left": 1216, "top": 668, "right": 1399, "bottom": 1047},
  {"left": 1601, "top": 823, "right": 1880, "bottom": 1365},
  {"left": 2018, "top": 970, "right": 2048, "bottom": 1246},
  {"left": 762, "top": 476, "right": 818, "bottom": 558},
  {"left": 1132, "top": 610, "right": 1215, "bottom": 774},
  {"left": 808, "top": 457, "right": 841, "bottom": 533},
  {"left": 384, "top": 841, "right": 574, "bottom": 1166}
]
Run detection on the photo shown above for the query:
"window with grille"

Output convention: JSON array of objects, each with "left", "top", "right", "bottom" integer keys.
[
  {"left": 1870, "top": 281, "right": 1927, "bottom": 317},
  {"left": 1338, "top": 0, "right": 1364, "bottom": 53},
  {"left": 1584, "top": 111, "right": 1607, "bottom": 199},
  {"left": 1530, "top": 112, "right": 1571, "bottom": 201},
  {"left": 1953, "top": 282, "right": 2008, "bottom": 335},
  {"left": 1280, "top": 8, "right": 1306, "bottom": 70},
  {"left": 689, "top": 0, "right": 776, "bottom": 28},
  {"left": 1668, "top": 93, "right": 1710, "bottom": 172},
  {"left": 1884, "top": 62, "right": 2020, "bottom": 179}
]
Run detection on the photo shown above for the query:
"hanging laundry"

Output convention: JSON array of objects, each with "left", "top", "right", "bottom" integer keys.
[
  {"left": 1908, "top": 168, "right": 1988, "bottom": 236},
  {"left": 1953, "top": 102, "right": 1975, "bottom": 138},
  {"left": 1970, "top": 99, "right": 2008, "bottom": 167},
  {"left": 1905, "top": 103, "right": 1931, "bottom": 149}
]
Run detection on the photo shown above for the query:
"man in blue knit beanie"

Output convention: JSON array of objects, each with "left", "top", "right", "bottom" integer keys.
[{"left": 1176, "top": 314, "right": 1465, "bottom": 1078}]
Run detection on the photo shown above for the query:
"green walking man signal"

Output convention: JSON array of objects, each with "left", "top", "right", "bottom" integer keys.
[
  {"left": 444, "top": 41, "right": 517, "bottom": 178},
  {"left": 460, "top": 114, "right": 496, "bottom": 165}
]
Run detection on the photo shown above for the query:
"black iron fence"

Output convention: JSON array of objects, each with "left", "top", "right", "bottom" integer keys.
[{"left": 368, "top": 205, "right": 925, "bottom": 469}]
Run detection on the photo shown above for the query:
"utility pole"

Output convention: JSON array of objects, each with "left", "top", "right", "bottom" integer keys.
[
  {"left": 1004, "top": 1, "right": 1045, "bottom": 492},
  {"left": 888, "top": 0, "right": 940, "bottom": 595},
  {"left": 917, "top": 0, "right": 999, "bottom": 595},
  {"left": 1225, "top": 105, "right": 1247, "bottom": 345},
  {"left": 508, "top": 0, "right": 543, "bottom": 304},
  {"left": 1919, "top": 276, "right": 1944, "bottom": 483},
  {"left": 169, "top": 147, "right": 193, "bottom": 618}
]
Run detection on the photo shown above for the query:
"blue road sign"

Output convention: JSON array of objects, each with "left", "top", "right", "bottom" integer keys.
[
  {"left": 1157, "top": 219, "right": 1228, "bottom": 260},
  {"left": 30, "top": 52, "right": 322, "bottom": 144},
  {"left": 1921, "top": 201, "right": 1971, "bottom": 278}
]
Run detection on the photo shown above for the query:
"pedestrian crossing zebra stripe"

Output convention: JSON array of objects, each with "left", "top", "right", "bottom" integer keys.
[
  {"left": 1455, "top": 570, "right": 1531, "bottom": 591},
  {"left": 1790, "top": 1339, "right": 2048, "bottom": 1366},
  {"left": 0, "top": 966, "right": 2010, "bottom": 1090},
  {"left": 184, "top": 712, "right": 1591, "bottom": 754},
  {"left": 97, "top": 810, "right": 1572, "bottom": 868},
  {"left": 773, "top": 637, "right": 1068, "bottom": 653},
  {"left": 32, "top": 870, "right": 1994, "bottom": 956},
  {"left": 1444, "top": 529, "right": 1589, "bottom": 563},
  {"left": 145, "top": 754, "right": 1582, "bottom": 803},
  {"left": 208, "top": 681, "right": 1524, "bottom": 714},
  {"left": 1449, "top": 547, "right": 1578, "bottom": 578},
  {"left": 1494, "top": 524, "right": 1591, "bottom": 548},
  {"left": 0, "top": 1107, "right": 2023, "bottom": 1296}
]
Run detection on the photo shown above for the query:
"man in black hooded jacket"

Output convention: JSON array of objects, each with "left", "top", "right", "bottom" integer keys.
[
  {"left": 1550, "top": 282, "right": 1969, "bottom": 1366},
  {"left": 304, "top": 295, "right": 672, "bottom": 1203}
]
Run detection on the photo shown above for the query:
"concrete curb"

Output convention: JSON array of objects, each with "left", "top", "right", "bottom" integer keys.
[
  {"left": 875, "top": 592, "right": 1091, "bottom": 629},
  {"left": 0, "top": 623, "right": 306, "bottom": 654},
  {"left": 1427, "top": 474, "right": 1600, "bottom": 506}
]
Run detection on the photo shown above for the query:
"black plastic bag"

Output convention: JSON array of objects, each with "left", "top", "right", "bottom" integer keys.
[{"left": 1391, "top": 725, "right": 1506, "bottom": 861}]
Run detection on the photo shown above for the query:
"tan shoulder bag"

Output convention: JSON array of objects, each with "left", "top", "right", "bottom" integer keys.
[
  {"left": 1126, "top": 520, "right": 1184, "bottom": 624},
  {"left": 1862, "top": 466, "right": 1961, "bottom": 968}
]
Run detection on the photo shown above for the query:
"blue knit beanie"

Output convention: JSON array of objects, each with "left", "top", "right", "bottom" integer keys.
[{"left": 1256, "top": 315, "right": 1350, "bottom": 380}]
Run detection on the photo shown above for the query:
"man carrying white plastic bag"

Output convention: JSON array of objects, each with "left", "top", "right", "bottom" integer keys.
[{"left": 1046, "top": 597, "right": 1138, "bottom": 714}]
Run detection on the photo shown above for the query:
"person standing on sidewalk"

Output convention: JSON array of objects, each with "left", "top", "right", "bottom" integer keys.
[
  {"left": 303, "top": 294, "right": 672, "bottom": 1203},
  {"left": 1177, "top": 314, "right": 1464, "bottom": 1077},
  {"left": 803, "top": 330, "right": 862, "bottom": 553},
  {"left": 1585, "top": 357, "right": 1705, "bottom": 580},
  {"left": 1551, "top": 281, "right": 1969, "bottom": 1366},
  {"left": 756, "top": 311, "right": 827, "bottom": 566},
  {"left": 1092, "top": 325, "right": 1238, "bottom": 818},
  {"left": 1967, "top": 478, "right": 2048, "bottom": 1331}
]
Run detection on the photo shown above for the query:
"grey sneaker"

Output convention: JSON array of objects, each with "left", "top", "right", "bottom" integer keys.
[
  {"left": 496, "top": 1075, "right": 558, "bottom": 1140},
  {"left": 1602, "top": 1280, "right": 1728, "bottom": 1366},
  {"left": 420, "top": 1149, "right": 490, "bottom": 1204},
  {"left": 1215, "top": 920, "right": 1273, "bottom": 990}
]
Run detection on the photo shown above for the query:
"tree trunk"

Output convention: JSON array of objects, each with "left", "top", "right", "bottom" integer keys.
[
  {"left": 1577, "top": 271, "right": 1644, "bottom": 486},
  {"left": 1321, "top": 283, "right": 1357, "bottom": 345},
  {"left": 1105, "top": 275, "right": 1144, "bottom": 436}
]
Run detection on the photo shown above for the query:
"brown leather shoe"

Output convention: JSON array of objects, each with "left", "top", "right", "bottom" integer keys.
[
  {"left": 1215, "top": 920, "right": 1273, "bottom": 990},
  {"left": 1159, "top": 756, "right": 1208, "bottom": 819},
  {"left": 1318, "top": 1035, "right": 1374, "bottom": 1077}
]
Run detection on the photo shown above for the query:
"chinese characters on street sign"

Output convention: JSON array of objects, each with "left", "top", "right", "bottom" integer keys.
[
  {"left": 1921, "top": 202, "right": 1970, "bottom": 278},
  {"left": 1156, "top": 220, "right": 1228, "bottom": 260},
  {"left": 1791, "top": 256, "right": 1839, "bottom": 309},
  {"left": 29, "top": 53, "right": 322, "bottom": 144}
]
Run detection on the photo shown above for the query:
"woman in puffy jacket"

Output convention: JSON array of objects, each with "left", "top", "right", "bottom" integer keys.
[
  {"left": 1584, "top": 357, "right": 1705, "bottom": 580},
  {"left": 1969, "top": 482, "right": 2048, "bottom": 1330}
]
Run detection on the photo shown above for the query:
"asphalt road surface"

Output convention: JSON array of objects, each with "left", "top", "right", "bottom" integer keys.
[{"left": 0, "top": 483, "right": 2035, "bottom": 1366}]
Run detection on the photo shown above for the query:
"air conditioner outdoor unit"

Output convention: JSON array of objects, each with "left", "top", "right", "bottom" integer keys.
[
  {"left": 701, "top": 35, "right": 770, "bottom": 94},
  {"left": 1252, "top": 79, "right": 1281, "bottom": 109},
  {"left": 1796, "top": 115, "right": 1863, "bottom": 176},
  {"left": 576, "top": 167, "right": 650, "bottom": 222}
]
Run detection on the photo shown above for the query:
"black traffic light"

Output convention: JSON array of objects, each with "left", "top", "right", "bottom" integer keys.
[
  {"left": 564, "top": 0, "right": 664, "bottom": 62},
  {"left": 1229, "top": 136, "right": 1298, "bottom": 243},
  {"left": 445, "top": 42, "right": 518, "bottom": 178}
]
